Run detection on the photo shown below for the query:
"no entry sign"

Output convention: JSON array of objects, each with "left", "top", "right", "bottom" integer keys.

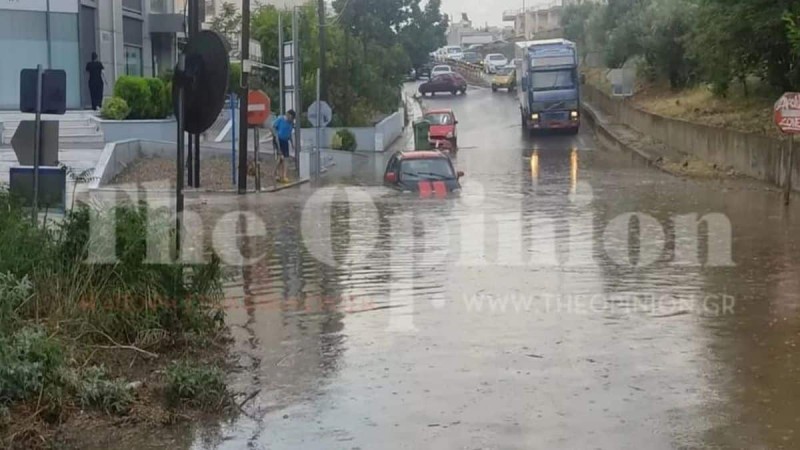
[
  {"left": 247, "top": 90, "right": 271, "bottom": 126},
  {"left": 774, "top": 92, "right": 800, "bottom": 134}
]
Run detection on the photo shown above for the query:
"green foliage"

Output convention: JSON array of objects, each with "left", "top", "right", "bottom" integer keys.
[
  {"left": 332, "top": 129, "right": 357, "bottom": 151},
  {"left": 113, "top": 76, "right": 170, "bottom": 119},
  {"left": 0, "top": 191, "right": 53, "bottom": 278},
  {"left": 165, "top": 361, "right": 228, "bottom": 410},
  {"left": 0, "top": 273, "right": 32, "bottom": 331},
  {"left": 76, "top": 366, "right": 133, "bottom": 415},
  {"left": 100, "top": 96, "right": 131, "bottom": 120},
  {"left": 113, "top": 76, "right": 150, "bottom": 119},
  {"left": 0, "top": 327, "right": 63, "bottom": 405},
  {"left": 252, "top": 0, "right": 445, "bottom": 126},
  {"left": 568, "top": 0, "right": 800, "bottom": 93},
  {"left": 208, "top": 2, "right": 241, "bottom": 37},
  {"left": 42, "top": 204, "right": 225, "bottom": 343},
  {"left": 562, "top": 1, "right": 604, "bottom": 62},
  {"left": 229, "top": 62, "right": 242, "bottom": 94}
]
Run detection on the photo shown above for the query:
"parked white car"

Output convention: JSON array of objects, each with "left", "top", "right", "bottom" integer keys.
[
  {"left": 484, "top": 54, "right": 509, "bottom": 73},
  {"left": 430, "top": 65, "right": 453, "bottom": 77}
]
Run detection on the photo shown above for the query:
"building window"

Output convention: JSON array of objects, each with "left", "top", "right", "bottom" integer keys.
[
  {"left": 122, "top": 16, "right": 143, "bottom": 76},
  {"left": 123, "top": 0, "right": 143, "bottom": 13},
  {"left": 124, "top": 45, "right": 143, "bottom": 76}
]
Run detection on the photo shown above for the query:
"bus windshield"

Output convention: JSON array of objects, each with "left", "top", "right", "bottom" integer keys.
[{"left": 530, "top": 70, "right": 576, "bottom": 91}]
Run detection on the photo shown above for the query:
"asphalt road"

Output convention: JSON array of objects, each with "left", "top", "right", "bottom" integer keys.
[{"left": 98, "top": 83, "right": 800, "bottom": 450}]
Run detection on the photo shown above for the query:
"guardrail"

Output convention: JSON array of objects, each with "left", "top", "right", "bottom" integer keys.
[{"left": 433, "top": 58, "right": 491, "bottom": 87}]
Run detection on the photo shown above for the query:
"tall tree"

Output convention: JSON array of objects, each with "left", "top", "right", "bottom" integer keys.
[{"left": 208, "top": 2, "right": 242, "bottom": 37}]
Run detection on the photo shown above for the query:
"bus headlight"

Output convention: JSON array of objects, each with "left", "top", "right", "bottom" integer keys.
[
  {"left": 531, "top": 113, "right": 539, "bottom": 121},
  {"left": 570, "top": 110, "right": 579, "bottom": 120}
]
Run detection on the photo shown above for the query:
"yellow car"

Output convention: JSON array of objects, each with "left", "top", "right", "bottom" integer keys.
[{"left": 491, "top": 65, "right": 516, "bottom": 92}]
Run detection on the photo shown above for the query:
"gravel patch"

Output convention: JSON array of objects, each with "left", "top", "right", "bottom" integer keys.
[{"left": 111, "top": 155, "right": 298, "bottom": 191}]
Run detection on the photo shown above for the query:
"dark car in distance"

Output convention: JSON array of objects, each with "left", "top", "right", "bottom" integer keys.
[
  {"left": 384, "top": 151, "right": 464, "bottom": 196},
  {"left": 419, "top": 73, "right": 468, "bottom": 96},
  {"left": 462, "top": 51, "right": 482, "bottom": 65}
]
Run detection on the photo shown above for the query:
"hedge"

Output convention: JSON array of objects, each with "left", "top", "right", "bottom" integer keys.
[{"left": 113, "top": 76, "right": 172, "bottom": 120}]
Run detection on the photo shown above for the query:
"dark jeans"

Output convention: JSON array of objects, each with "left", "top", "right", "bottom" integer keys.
[{"left": 89, "top": 80, "right": 103, "bottom": 110}]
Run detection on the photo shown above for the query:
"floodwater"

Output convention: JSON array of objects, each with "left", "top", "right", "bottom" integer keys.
[{"left": 101, "top": 84, "right": 800, "bottom": 449}]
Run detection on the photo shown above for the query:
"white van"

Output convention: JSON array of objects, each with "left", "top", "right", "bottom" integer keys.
[{"left": 444, "top": 46, "right": 464, "bottom": 61}]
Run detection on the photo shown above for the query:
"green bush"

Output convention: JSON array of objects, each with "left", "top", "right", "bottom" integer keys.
[
  {"left": 332, "top": 129, "right": 357, "bottom": 151},
  {"left": 113, "top": 76, "right": 150, "bottom": 119},
  {"left": 144, "top": 78, "right": 168, "bottom": 119},
  {"left": 0, "top": 327, "right": 63, "bottom": 405},
  {"left": 100, "top": 97, "right": 131, "bottom": 120},
  {"left": 76, "top": 366, "right": 133, "bottom": 415},
  {"left": 165, "top": 361, "right": 228, "bottom": 410},
  {"left": 113, "top": 76, "right": 171, "bottom": 120}
]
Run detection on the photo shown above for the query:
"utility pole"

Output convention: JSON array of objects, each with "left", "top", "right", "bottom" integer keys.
[
  {"left": 238, "top": 0, "right": 251, "bottom": 194},
  {"left": 523, "top": 0, "right": 527, "bottom": 40},
  {"left": 318, "top": 0, "right": 327, "bottom": 101}
]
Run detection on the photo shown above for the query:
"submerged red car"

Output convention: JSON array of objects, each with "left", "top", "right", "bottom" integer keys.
[
  {"left": 424, "top": 109, "right": 458, "bottom": 150},
  {"left": 384, "top": 151, "right": 464, "bottom": 196}
]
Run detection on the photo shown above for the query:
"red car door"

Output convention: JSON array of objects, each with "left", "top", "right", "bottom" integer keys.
[{"left": 431, "top": 75, "right": 448, "bottom": 92}]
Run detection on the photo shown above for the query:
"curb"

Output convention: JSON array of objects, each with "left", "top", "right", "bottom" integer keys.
[
  {"left": 581, "top": 101, "right": 660, "bottom": 165},
  {"left": 88, "top": 178, "right": 310, "bottom": 195}
]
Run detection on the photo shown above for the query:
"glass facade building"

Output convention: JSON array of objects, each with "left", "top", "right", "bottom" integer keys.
[
  {"left": 1, "top": 0, "right": 181, "bottom": 110},
  {"left": 0, "top": 1, "right": 81, "bottom": 109}
]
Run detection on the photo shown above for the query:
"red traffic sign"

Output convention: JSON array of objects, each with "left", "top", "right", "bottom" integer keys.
[
  {"left": 247, "top": 90, "right": 271, "bottom": 126},
  {"left": 774, "top": 92, "right": 800, "bottom": 134}
]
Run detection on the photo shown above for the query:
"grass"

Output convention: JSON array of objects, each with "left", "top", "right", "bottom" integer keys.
[
  {"left": 584, "top": 68, "right": 781, "bottom": 137},
  {"left": 165, "top": 361, "right": 229, "bottom": 410},
  {"left": 0, "top": 189, "right": 230, "bottom": 449}
]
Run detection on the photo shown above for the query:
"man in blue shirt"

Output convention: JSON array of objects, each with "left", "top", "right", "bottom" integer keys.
[{"left": 272, "top": 110, "right": 296, "bottom": 183}]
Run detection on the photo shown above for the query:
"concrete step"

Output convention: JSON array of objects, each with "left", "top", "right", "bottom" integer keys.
[
  {"left": 1, "top": 119, "right": 95, "bottom": 131},
  {"left": 59, "top": 125, "right": 102, "bottom": 137}
]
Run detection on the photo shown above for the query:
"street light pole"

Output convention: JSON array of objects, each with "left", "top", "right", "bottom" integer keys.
[
  {"left": 318, "top": 0, "right": 327, "bottom": 101},
  {"left": 523, "top": 0, "right": 527, "bottom": 40}
]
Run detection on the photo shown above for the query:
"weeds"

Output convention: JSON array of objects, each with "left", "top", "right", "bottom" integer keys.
[
  {"left": 166, "top": 361, "right": 229, "bottom": 410},
  {"left": 75, "top": 366, "right": 134, "bottom": 415},
  {"left": 0, "top": 188, "right": 230, "bottom": 445}
]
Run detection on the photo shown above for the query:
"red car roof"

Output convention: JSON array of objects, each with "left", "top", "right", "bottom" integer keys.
[{"left": 399, "top": 151, "right": 449, "bottom": 160}]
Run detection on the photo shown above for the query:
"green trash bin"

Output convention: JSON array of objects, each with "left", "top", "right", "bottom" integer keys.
[{"left": 413, "top": 120, "right": 432, "bottom": 150}]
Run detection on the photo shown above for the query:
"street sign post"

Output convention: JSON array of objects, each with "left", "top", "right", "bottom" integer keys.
[
  {"left": 247, "top": 90, "right": 271, "bottom": 192},
  {"left": 774, "top": 92, "right": 800, "bottom": 205},
  {"left": 11, "top": 120, "right": 59, "bottom": 166},
  {"left": 307, "top": 100, "right": 332, "bottom": 128},
  {"left": 247, "top": 90, "right": 271, "bottom": 126},
  {"left": 307, "top": 75, "right": 332, "bottom": 182}
]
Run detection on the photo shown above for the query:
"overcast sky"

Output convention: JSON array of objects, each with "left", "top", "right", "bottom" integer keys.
[{"left": 441, "top": 0, "right": 553, "bottom": 27}]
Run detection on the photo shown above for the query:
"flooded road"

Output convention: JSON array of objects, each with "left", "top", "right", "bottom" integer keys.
[{"left": 118, "top": 83, "right": 800, "bottom": 449}]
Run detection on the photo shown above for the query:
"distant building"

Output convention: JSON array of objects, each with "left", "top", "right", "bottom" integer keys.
[
  {"left": 447, "top": 13, "right": 502, "bottom": 48},
  {"left": 0, "top": 0, "right": 186, "bottom": 110},
  {"left": 503, "top": 0, "right": 606, "bottom": 40}
]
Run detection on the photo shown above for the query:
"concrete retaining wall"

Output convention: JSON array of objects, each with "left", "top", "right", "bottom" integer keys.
[
  {"left": 300, "top": 108, "right": 405, "bottom": 152},
  {"left": 89, "top": 139, "right": 233, "bottom": 189},
  {"left": 92, "top": 117, "right": 177, "bottom": 143},
  {"left": 583, "top": 85, "right": 800, "bottom": 191}
]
